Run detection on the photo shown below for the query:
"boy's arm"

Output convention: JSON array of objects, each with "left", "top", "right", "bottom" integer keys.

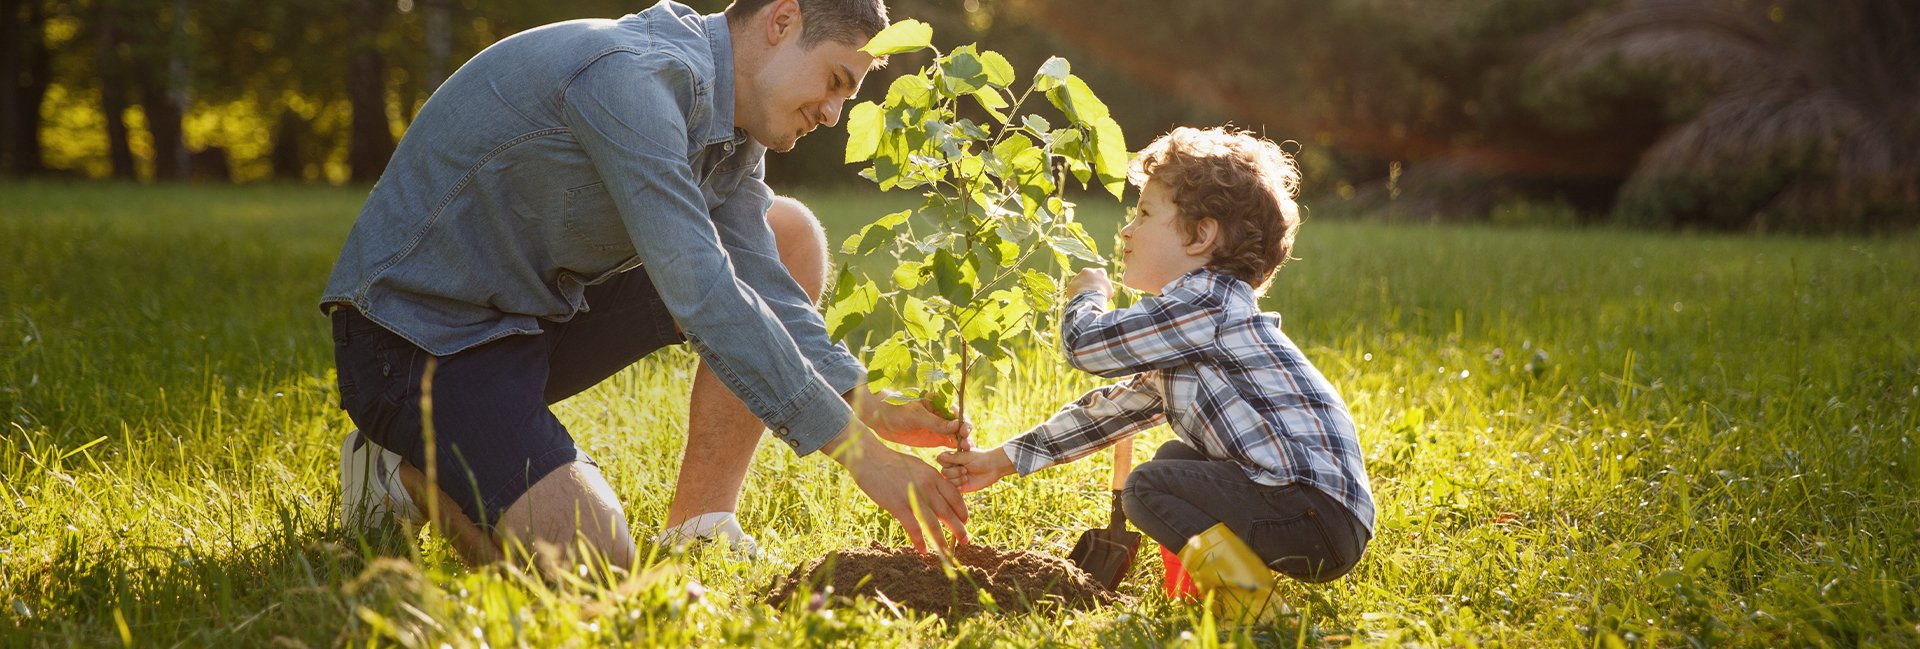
[
  {"left": 1002, "top": 373, "right": 1167, "bottom": 475},
  {"left": 1059, "top": 289, "right": 1220, "bottom": 378}
]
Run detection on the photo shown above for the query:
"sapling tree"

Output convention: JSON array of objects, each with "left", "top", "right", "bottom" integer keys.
[{"left": 825, "top": 20, "right": 1130, "bottom": 431}]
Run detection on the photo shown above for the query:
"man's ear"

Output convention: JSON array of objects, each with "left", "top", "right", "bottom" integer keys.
[
  {"left": 1185, "top": 218, "right": 1221, "bottom": 257},
  {"left": 765, "top": 0, "right": 802, "bottom": 45}
]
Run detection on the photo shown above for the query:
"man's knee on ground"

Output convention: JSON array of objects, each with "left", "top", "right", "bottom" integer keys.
[
  {"left": 498, "top": 462, "right": 636, "bottom": 571},
  {"left": 767, "top": 196, "right": 829, "bottom": 304}
]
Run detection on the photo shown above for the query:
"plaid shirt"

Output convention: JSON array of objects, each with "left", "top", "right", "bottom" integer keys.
[{"left": 1004, "top": 268, "right": 1376, "bottom": 533}]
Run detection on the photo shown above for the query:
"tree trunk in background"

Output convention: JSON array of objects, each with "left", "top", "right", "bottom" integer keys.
[
  {"left": 95, "top": 1, "right": 136, "bottom": 180},
  {"left": 0, "top": 0, "right": 19, "bottom": 176},
  {"left": 140, "top": 0, "right": 191, "bottom": 181},
  {"left": 348, "top": 0, "right": 394, "bottom": 183},
  {"left": 139, "top": 79, "right": 187, "bottom": 181},
  {"left": 270, "top": 109, "right": 306, "bottom": 181},
  {"left": 2, "top": 0, "right": 50, "bottom": 176}
]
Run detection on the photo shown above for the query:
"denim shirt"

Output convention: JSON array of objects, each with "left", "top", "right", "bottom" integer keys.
[{"left": 321, "top": 1, "right": 864, "bottom": 455}]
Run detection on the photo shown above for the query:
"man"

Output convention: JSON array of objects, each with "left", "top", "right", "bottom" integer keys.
[{"left": 322, "top": 0, "right": 968, "bottom": 569}]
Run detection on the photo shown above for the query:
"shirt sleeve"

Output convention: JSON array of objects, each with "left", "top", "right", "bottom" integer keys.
[
  {"left": 706, "top": 159, "right": 866, "bottom": 396},
  {"left": 1059, "top": 289, "right": 1221, "bottom": 378},
  {"left": 1002, "top": 373, "right": 1167, "bottom": 475},
  {"left": 562, "top": 51, "right": 850, "bottom": 456}
]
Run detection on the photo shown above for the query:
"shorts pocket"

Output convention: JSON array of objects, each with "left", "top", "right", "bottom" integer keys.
[{"left": 1248, "top": 508, "right": 1350, "bottom": 583}]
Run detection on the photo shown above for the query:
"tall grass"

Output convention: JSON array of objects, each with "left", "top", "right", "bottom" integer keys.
[{"left": 2, "top": 182, "right": 1915, "bottom": 646}]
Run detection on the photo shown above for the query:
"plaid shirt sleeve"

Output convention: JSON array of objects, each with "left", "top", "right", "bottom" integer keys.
[
  {"left": 1060, "top": 289, "right": 1221, "bottom": 378},
  {"left": 1002, "top": 373, "right": 1167, "bottom": 475}
]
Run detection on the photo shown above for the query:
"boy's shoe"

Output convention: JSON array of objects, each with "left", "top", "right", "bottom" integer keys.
[
  {"left": 1178, "top": 523, "right": 1282, "bottom": 622},
  {"left": 653, "top": 512, "right": 765, "bottom": 561},
  {"left": 338, "top": 429, "right": 425, "bottom": 532}
]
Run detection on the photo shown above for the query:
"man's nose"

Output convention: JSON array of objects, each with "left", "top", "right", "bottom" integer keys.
[{"left": 820, "top": 98, "right": 844, "bottom": 127}]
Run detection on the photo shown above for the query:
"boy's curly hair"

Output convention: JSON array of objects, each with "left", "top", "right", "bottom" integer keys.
[{"left": 1128, "top": 126, "right": 1302, "bottom": 291}]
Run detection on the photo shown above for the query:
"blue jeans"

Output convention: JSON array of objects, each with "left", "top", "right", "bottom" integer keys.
[
  {"left": 1122, "top": 440, "right": 1371, "bottom": 582},
  {"left": 331, "top": 266, "right": 683, "bottom": 531}
]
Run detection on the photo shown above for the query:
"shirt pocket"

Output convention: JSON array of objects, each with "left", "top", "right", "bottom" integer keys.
[{"left": 562, "top": 182, "right": 632, "bottom": 255}]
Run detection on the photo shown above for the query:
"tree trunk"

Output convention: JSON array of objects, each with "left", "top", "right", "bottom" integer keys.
[
  {"left": 1, "top": 0, "right": 18, "bottom": 176},
  {"left": 348, "top": 0, "right": 394, "bottom": 183},
  {"left": 95, "top": 1, "right": 136, "bottom": 179},
  {"left": 270, "top": 109, "right": 307, "bottom": 181},
  {"left": 139, "top": 0, "right": 191, "bottom": 182},
  {"left": 2, "top": 0, "right": 50, "bottom": 176},
  {"left": 140, "top": 79, "right": 187, "bottom": 181}
]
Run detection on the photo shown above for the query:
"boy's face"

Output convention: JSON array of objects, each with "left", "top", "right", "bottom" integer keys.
[{"left": 1119, "top": 179, "right": 1216, "bottom": 294}]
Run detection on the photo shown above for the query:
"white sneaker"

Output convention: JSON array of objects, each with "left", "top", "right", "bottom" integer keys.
[
  {"left": 338, "top": 429, "right": 424, "bottom": 532},
  {"left": 653, "top": 512, "right": 765, "bottom": 561}
]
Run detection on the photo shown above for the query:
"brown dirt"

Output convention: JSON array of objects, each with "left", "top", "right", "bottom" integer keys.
[{"left": 765, "top": 542, "right": 1131, "bottom": 616}]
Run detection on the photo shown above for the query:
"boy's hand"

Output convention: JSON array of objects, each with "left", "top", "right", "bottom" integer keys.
[
  {"left": 936, "top": 446, "right": 1016, "bottom": 493},
  {"left": 1066, "top": 268, "right": 1112, "bottom": 300}
]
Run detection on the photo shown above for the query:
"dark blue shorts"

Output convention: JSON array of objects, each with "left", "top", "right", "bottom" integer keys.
[{"left": 330, "top": 266, "right": 685, "bottom": 531}]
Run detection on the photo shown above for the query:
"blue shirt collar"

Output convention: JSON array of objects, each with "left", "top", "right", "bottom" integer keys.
[{"left": 701, "top": 12, "right": 749, "bottom": 148}]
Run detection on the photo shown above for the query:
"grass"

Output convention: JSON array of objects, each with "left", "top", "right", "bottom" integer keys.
[{"left": 2, "top": 181, "right": 1917, "bottom": 647}]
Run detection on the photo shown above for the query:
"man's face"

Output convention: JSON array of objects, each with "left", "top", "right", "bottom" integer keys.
[{"left": 744, "top": 34, "right": 874, "bottom": 152}]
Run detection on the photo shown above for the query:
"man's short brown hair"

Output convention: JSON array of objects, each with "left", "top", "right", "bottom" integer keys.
[
  {"left": 725, "top": 0, "right": 889, "bottom": 48},
  {"left": 1128, "top": 126, "right": 1303, "bottom": 291}
]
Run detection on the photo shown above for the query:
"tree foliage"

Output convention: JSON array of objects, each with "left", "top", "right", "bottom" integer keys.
[{"left": 827, "top": 19, "right": 1126, "bottom": 419}]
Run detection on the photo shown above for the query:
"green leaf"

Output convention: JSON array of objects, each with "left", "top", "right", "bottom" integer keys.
[
  {"left": 866, "top": 332, "right": 913, "bottom": 390},
  {"left": 1034, "top": 56, "right": 1070, "bottom": 91},
  {"left": 1049, "top": 227, "right": 1102, "bottom": 263},
  {"left": 892, "top": 260, "right": 925, "bottom": 289},
  {"left": 995, "top": 213, "right": 1036, "bottom": 244},
  {"left": 844, "top": 102, "right": 883, "bottom": 163},
  {"left": 939, "top": 50, "right": 987, "bottom": 95},
  {"left": 843, "top": 210, "right": 912, "bottom": 254},
  {"left": 979, "top": 50, "right": 1015, "bottom": 88},
  {"left": 1021, "top": 114, "right": 1052, "bottom": 136},
  {"left": 861, "top": 19, "right": 932, "bottom": 56},
  {"left": 1047, "top": 74, "right": 1110, "bottom": 125},
  {"left": 972, "top": 89, "right": 1009, "bottom": 124},
  {"left": 824, "top": 280, "right": 878, "bottom": 340},
  {"left": 885, "top": 74, "right": 936, "bottom": 111},
  {"left": 932, "top": 249, "right": 974, "bottom": 305},
  {"left": 960, "top": 302, "right": 1005, "bottom": 342},
  {"left": 1091, "top": 115, "right": 1130, "bottom": 199},
  {"left": 901, "top": 295, "right": 937, "bottom": 339}
]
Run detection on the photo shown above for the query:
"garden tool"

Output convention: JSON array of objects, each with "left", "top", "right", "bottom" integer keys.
[
  {"left": 1178, "top": 523, "right": 1281, "bottom": 622},
  {"left": 1067, "top": 437, "right": 1142, "bottom": 590}
]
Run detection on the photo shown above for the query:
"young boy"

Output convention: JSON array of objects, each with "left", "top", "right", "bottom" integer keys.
[{"left": 937, "top": 126, "right": 1374, "bottom": 616}]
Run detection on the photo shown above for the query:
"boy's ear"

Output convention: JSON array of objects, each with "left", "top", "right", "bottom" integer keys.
[{"left": 1185, "top": 218, "right": 1222, "bottom": 257}]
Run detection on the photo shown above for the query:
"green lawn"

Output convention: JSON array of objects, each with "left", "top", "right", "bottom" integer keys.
[{"left": 2, "top": 182, "right": 1917, "bottom": 647}]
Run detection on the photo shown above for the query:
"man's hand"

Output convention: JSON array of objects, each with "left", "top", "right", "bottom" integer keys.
[
  {"left": 936, "top": 446, "right": 1016, "bottom": 493},
  {"left": 852, "top": 386, "right": 973, "bottom": 450},
  {"left": 823, "top": 423, "right": 970, "bottom": 553},
  {"left": 1066, "top": 267, "right": 1112, "bottom": 301}
]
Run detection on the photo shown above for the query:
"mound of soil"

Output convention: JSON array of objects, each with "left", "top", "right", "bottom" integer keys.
[{"left": 766, "top": 542, "right": 1130, "bottom": 616}]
